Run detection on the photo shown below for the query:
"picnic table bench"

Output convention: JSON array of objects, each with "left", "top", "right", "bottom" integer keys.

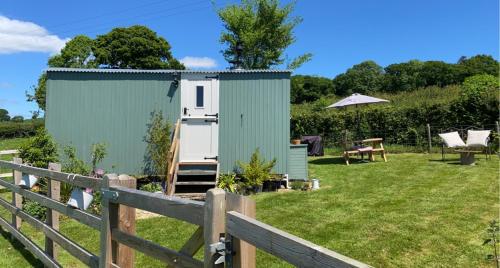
[{"left": 343, "top": 138, "right": 387, "bottom": 165}]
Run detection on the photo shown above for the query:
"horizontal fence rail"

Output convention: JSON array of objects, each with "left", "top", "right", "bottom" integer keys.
[
  {"left": 0, "top": 175, "right": 102, "bottom": 229},
  {"left": 0, "top": 160, "right": 103, "bottom": 190},
  {"left": 109, "top": 186, "right": 205, "bottom": 226},
  {"left": 0, "top": 197, "right": 99, "bottom": 267},
  {"left": 226, "top": 211, "right": 372, "bottom": 268}
]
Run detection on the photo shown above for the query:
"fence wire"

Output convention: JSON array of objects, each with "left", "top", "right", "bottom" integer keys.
[{"left": 319, "top": 123, "right": 499, "bottom": 154}]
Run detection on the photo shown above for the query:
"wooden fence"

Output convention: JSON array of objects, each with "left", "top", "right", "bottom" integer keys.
[{"left": 0, "top": 158, "right": 371, "bottom": 268}]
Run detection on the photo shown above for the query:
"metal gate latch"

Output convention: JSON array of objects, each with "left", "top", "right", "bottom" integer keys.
[
  {"left": 210, "top": 237, "right": 227, "bottom": 265},
  {"left": 101, "top": 189, "right": 119, "bottom": 201}
]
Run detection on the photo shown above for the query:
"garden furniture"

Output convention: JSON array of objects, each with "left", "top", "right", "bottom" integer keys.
[{"left": 439, "top": 130, "right": 491, "bottom": 161}]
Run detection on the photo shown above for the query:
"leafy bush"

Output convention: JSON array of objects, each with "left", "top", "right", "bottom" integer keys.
[
  {"left": 19, "top": 128, "right": 58, "bottom": 168},
  {"left": 461, "top": 74, "right": 499, "bottom": 99},
  {"left": 0, "top": 119, "right": 44, "bottom": 138},
  {"left": 216, "top": 173, "right": 238, "bottom": 193},
  {"left": 90, "top": 143, "right": 107, "bottom": 174},
  {"left": 62, "top": 145, "right": 91, "bottom": 175},
  {"left": 237, "top": 149, "right": 276, "bottom": 188},
  {"left": 144, "top": 111, "right": 171, "bottom": 177},
  {"left": 139, "top": 182, "right": 163, "bottom": 193},
  {"left": 23, "top": 199, "right": 47, "bottom": 221}
]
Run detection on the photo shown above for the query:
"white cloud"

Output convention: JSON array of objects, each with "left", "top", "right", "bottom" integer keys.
[
  {"left": 180, "top": 56, "right": 217, "bottom": 69},
  {"left": 0, "top": 16, "right": 69, "bottom": 54},
  {"left": 0, "top": 82, "right": 13, "bottom": 89}
]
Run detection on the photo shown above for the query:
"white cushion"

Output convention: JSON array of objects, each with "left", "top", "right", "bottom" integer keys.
[
  {"left": 466, "top": 130, "right": 491, "bottom": 147},
  {"left": 439, "top": 132, "right": 466, "bottom": 148}
]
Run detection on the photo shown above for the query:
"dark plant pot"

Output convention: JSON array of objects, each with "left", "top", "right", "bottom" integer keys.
[
  {"left": 252, "top": 185, "right": 263, "bottom": 193},
  {"left": 263, "top": 180, "right": 281, "bottom": 192}
]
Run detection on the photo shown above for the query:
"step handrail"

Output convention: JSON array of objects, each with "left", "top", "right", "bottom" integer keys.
[{"left": 166, "top": 119, "right": 180, "bottom": 195}]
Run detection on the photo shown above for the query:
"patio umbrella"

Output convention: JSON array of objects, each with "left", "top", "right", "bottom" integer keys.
[{"left": 326, "top": 93, "right": 389, "bottom": 140}]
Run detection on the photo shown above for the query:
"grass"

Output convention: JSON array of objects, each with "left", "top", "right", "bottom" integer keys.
[{"left": 0, "top": 136, "right": 498, "bottom": 267}]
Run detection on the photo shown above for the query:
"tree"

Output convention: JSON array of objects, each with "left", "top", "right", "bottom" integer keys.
[
  {"left": 11, "top": 115, "right": 24, "bottom": 122},
  {"left": 458, "top": 54, "right": 499, "bottom": 77},
  {"left": 291, "top": 75, "right": 334, "bottom": 103},
  {"left": 29, "top": 27, "right": 184, "bottom": 111},
  {"left": 28, "top": 35, "right": 96, "bottom": 110},
  {"left": 332, "top": 61, "right": 384, "bottom": 95},
  {"left": 93, "top": 25, "right": 184, "bottom": 69},
  {"left": 0, "top": 109, "right": 10, "bottom": 121},
  {"left": 217, "top": 0, "right": 310, "bottom": 69},
  {"left": 383, "top": 60, "right": 425, "bottom": 92},
  {"left": 419, "top": 61, "right": 462, "bottom": 87}
]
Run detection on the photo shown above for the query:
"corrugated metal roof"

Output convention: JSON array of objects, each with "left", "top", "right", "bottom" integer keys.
[{"left": 46, "top": 67, "right": 291, "bottom": 74}]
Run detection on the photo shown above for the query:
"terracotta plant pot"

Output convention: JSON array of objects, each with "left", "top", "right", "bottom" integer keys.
[{"left": 291, "top": 139, "right": 301, "bottom": 145}]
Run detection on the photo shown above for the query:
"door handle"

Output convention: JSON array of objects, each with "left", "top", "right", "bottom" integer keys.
[
  {"left": 204, "top": 118, "right": 218, "bottom": 124},
  {"left": 183, "top": 107, "right": 189, "bottom": 115},
  {"left": 204, "top": 156, "right": 218, "bottom": 161},
  {"left": 204, "top": 113, "right": 218, "bottom": 118}
]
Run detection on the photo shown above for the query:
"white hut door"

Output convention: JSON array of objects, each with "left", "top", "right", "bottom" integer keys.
[{"left": 179, "top": 75, "right": 219, "bottom": 162}]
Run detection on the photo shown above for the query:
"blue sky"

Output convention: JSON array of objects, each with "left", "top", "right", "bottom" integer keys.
[{"left": 0, "top": 0, "right": 498, "bottom": 118}]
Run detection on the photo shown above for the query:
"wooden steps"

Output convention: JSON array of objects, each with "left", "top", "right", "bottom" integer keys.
[{"left": 172, "top": 162, "right": 218, "bottom": 197}]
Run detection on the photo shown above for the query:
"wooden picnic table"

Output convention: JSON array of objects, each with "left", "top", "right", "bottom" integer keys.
[{"left": 344, "top": 138, "right": 387, "bottom": 165}]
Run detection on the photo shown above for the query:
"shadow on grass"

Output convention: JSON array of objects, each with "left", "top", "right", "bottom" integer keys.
[
  {"left": 0, "top": 226, "right": 44, "bottom": 267},
  {"left": 309, "top": 156, "right": 369, "bottom": 165}
]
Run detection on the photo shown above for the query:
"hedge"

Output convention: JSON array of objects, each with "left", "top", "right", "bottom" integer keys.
[
  {"left": 0, "top": 119, "right": 44, "bottom": 138},
  {"left": 291, "top": 93, "right": 499, "bottom": 149}
]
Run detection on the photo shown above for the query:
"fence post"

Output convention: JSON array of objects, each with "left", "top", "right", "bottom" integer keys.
[
  {"left": 225, "top": 193, "right": 256, "bottom": 268},
  {"left": 426, "top": 124, "right": 432, "bottom": 153},
  {"left": 11, "top": 157, "right": 22, "bottom": 232},
  {"left": 204, "top": 188, "right": 226, "bottom": 268},
  {"left": 496, "top": 121, "right": 499, "bottom": 135},
  {"left": 45, "top": 162, "right": 61, "bottom": 260},
  {"left": 99, "top": 174, "right": 120, "bottom": 268},
  {"left": 113, "top": 175, "right": 136, "bottom": 268}
]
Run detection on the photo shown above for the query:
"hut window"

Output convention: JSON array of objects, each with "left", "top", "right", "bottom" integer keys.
[{"left": 196, "top": 86, "right": 204, "bottom": 107}]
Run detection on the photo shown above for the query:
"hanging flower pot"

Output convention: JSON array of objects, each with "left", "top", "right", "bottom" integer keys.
[
  {"left": 67, "top": 188, "right": 94, "bottom": 210},
  {"left": 19, "top": 174, "right": 38, "bottom": 189}
]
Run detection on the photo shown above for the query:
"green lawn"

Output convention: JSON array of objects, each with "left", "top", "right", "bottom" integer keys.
[{"left": 0, "top": 136, "right": 498, "bottom": 267}]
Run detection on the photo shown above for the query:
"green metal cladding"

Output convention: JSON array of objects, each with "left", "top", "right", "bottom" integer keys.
[
  {"left": 218, "top": 72, "right": 290, "bottom": 174},
  {"left": 46, "top": 72, "right": 179, "bottom": 175},
  {"left": 288, "top": 144, "right": 308, "bottom": 179},
  {"left": 45, "top": 70, "right": 291, "bottom": 175}
]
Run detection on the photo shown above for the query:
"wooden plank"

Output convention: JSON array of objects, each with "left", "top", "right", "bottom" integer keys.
[
  {"left": 0, "top": 197, "right": 99, "bottom": 267},
  {"left": 177, "top": 170, "right": 217, "bottom": 176},
  {"left": 0, "top": 172, "right": 12, "bottom": 178},
  {"left": 225, "top": 193, "right": 256, "bottom": 268},
  {"left": 179, "top": 227, "right": 204, "bottom": 256},
  {"left": 175, "top": 181, "right": 216, "bottom": 186},
  {"left": 100, "top": 174, "right": 120, "bottom": 268},
  {"left": 0, "top": 215, "right": 61, "bottom": 268},
  {"left": 204, "top": 188, "right": 226, "bottom": 268},
  {"left": 0, "top": 149, "right": 19, "bottom": 155},
  {"left": 112, "top": 228, "right": 203, "bottom": 268},
  {"left": 46, "top": 162, "right": 61, "bottom": 260},
  {"left": 111, "top": 186, "right": 205, "bottom": 226},
  {"left": 0, "top": 178, "right": 101, "bottom": 230},
  {"left": 113, "top": 175, "right": 136, "bottom": 268},
  {"left": 226, "top": 211, "right": 372, "bottom": 268},
  {"left": 0, "top": 160, "right": 103, "bottom": 190},
  {"left": 12, "top": 157, "right": 22, "bottom": 230}
]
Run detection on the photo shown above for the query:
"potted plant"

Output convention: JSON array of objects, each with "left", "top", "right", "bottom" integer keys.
[{"left": 237, "top": 149, "right": 276, "bottom": 194}]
